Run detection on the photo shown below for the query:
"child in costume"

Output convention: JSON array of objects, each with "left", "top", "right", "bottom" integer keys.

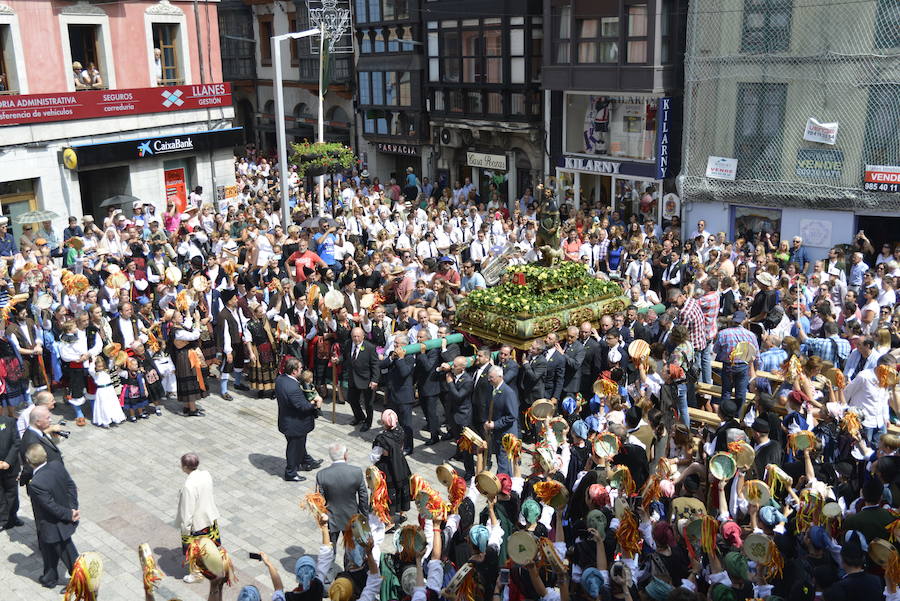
[
  {"left": 120, "top": 357, "right": 149, "bottom": 423},
  {"left": 89, "top": 355, "right": 126, "bottom": 428}
]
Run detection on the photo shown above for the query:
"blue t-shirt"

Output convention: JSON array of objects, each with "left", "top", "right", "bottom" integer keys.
[{"left": 313, "top": 232, "right": 337, "bottom": 266}]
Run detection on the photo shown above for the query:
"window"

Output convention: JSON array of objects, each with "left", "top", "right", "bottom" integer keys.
[
  {"left": 511, "top": 93, "right": 525, "bottom": 115},
  {"left": 660, "top": 0, "right": 672, "bottom": 63},
  {"left": 374, "top": 28, "right": 385, "bottom": 52},
  {"left": 360, "top": 30, "right": 372, "bottom": 53},
  {"left": 531, "top": 27, "right": 543, "bottom": 82},
  {"left": 511, "top": 27, "right": 525, "bottom": 83},
  {"left": 400, "top": 28, "right": 415, "bottom": 51},
  {"left": 875, "top": 0, "right": 900, "bottom": 49},
  {"left": 385, "top": 71, "right": 397, "bottom": 104},
  {"left": 626, "top": 5, "right": 648, "bottom": 63},
  {"left": 740, "top": 0, "right": 791, "bottom": 53},
  {"left": 0, "top": 24, "right": 18, "bottom": 94},
  {"left": 372, "top": 71, "right": 384, "bottom": 104},
  {"left": 449, "top": 89, "right": 464, "bottom": 112},
  {"left": 288, "top": 16, "right": 299, "bottom": 65},
  {"left": 355, "top": 0, "right": 367, "bottom": 24},
  {"left": 576, "top": 17, "right": 619, "bottom": 64},
  {"left": 863, "top": 84, "right": 900, "bottom": 167},
  {"left": 554, "top": 5, "right": 571, "bottom": 63},
  {"left": 359, "top": 72, "right": 371, "bottom": 104},
  {"left": 443, "top": 29, "right": 459, "bottom": 82},
  {"left": 398, "top": 71, "right": 411, "bottom": 105},
  {"left": 468, "top": 90, "right": 482, "bottom": 113},
  {"left": 152, "top": 23, "right": 182, "bottom": 85},
  {"left": 564, "top": 93, "right": 660, "bottom": 160},
  {"left": 461, "top": 29, "right": 479, "bottom": 82},
  {"left": 367, "top": 0, "right": 381, "bottom": 22},
  {"left": 388, "top": 29, "right": 399, "bottom": 52},
  {"left": 484, "top": 29, "right": 501, "bottom": 84},
  {"left": 734, "top": 83, "right": 786, "bottom": 174},
  {"left": 433, "top": 90, "right": 445, "bottom": 112},
  {"left": 383, "top": 0, "right": 408, "bottom": 21},
  {"left": 487, "top": 92, "right": 502, "bottom": 114},
  {"left": 258, "top": 16, "right": 273, "bottom": 65},
  {"left": 68, "top": 24, "right": 107, "bottom": 89}
]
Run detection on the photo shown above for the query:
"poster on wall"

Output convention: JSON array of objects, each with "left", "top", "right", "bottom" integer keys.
[
  {"left": 164, "top": 168, "right": 187, "bottom": 213},
  {"left": 798, "top": 218, "right": 833, "bottom": 248},
  {"left": 864, "top": 165, "right": 900, "bottom": 193},
  {"left": 662, "top": 193, "right": 680, "bottom": 220},
  {"left": 706, "top": 156, "right": 738, "bottom": 181},
  {"left": 582, "top": 96, "right": 611, "bottom": 155},
  {"left": 803, "top": 118, "right": 839, "bottom": 145},
  {"left": 795, "top": 148, "right": 843, "bottom": 179}
]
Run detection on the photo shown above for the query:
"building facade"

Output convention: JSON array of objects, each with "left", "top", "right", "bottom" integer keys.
[
  {"left": 0, "top": 0, "right": 235, "bottom": 239},
  {"left": 232, "top": 0, "right": 354, "bottom": 153},
  {"left": 353, "top": 0, "right": 429, "bottom": 183},
  {"left": 424, "top": 0, "right": 544, "bottom": 206},
  {"left": 543, "top": 0, "right": 686, "bottom": 225},
  {"left": 678, "top": 0, "right": 900, "bottom": 256}
]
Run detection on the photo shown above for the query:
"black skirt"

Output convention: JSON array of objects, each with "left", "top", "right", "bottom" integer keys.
[{"left": 173, "top": 346, "right": 209, "bottom": 403}]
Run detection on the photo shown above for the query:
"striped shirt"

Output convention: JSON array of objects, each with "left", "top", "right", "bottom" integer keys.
[
  {"left": 678, "top": 297, "right": 707, "bottom": 350},
  {"left": 803, "top": 335, "right": 851, "bottom": 366},
  {"left": 758, "top": 347, "right": 788, "bottom": 373},
  {"left": 713, "top": 326, "right": 759, "bottom": 364},
  {"left": 697, "top": 291, "right": 720, "bottom": 343}
]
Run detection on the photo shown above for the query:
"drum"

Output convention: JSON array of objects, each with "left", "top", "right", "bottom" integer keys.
[
  {"left": 475, "top": 471, "right": 501, "bottom": 498},
  {"left": 531, "top": 398, "right": 555, "bottom": 419},
  {"left": 709, "top": 452, "right": 737, "bottom": 481},
  {"left": 165, "top": 265, "right": 182, "bottom": 286},
  {"left": 436, "top": 464, "right": 458, "bottom": 489},
  {"left": 138, "top": 543, "right": 165, "bottom": 590},
  {"left": 742, "top": 533, "right": 771, "bottom": 563},
  {"left": 461, "top": 427, "right": 486, "bottom": 451},
  {"left": 349, "top": 514, "right": 372, "bottom": 546},
  {"left": 609, "top": 466, "right": 632, "bottom": 491},
  {"left": 67, "top": 552, "right": 103, "bottom": 599},
  {"left": 507, "top": 531, "right": 538, "bottom": 565},
  {"left": 192, "top": 537, "right": 227, "bottom": 580},
  {"left": 394, "top": 525, "right": 427, "bottom": 559},
  {"left": 324, "top": 290, "right": 345, "bottom": 310},
  {"left": 628, "top": 339, "right": 650, "bottom": 361},
  {"left": 444, "top": 563, "right": 473, "bottom": 596},
  {"left": 535, "top": 447, "right": 556, "bottom": 473}
]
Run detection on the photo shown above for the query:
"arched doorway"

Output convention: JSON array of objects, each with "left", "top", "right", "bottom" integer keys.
[
  {"left": 292, "top": 103, "right": 314, "bottom": 143},
  {"left": 261, "top": 100, "right": 276, "bottom": 151},
  {"left": 325, "top": 105, "right": 351, "bottom": 144}
]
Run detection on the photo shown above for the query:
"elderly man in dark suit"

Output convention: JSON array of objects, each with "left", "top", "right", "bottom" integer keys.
[
  {"left": 0, "top": 414, "right": 22, "bottom": 531},
  {"left": 24, "top": 443, "right": 79, "bottom": 588},
  {"left": 485, "top": 366, "right": 519, "bottom": 475},
  {"left": 578, "top": 322, "right": 601, "bottom": 401},
  {"left": 497, "top": 345, "right": 519, "bottom": 388},
  {"left": 381, "top": 332, "right": 416, "bottom": 454},
  {"left": 560, "top": 326, "right": 585, "bottom": 399},
  {"left": 19, "top": 406, "right": 63, "bottom": 487},
  {"left": 315, "top": 443, "right": 369, "bottom": 564},
  {"left": 543, "top": 332, "right": 566, "bottom": 402},
  {"left": 413, "top": 329, "right": 443, "bottom": 445},
  {"left": 443, "top": 356, "right": 474, "bottom": 476},
  {"left": 519, "top": 339, "right": 548, "bottom": 444},
  {"left": 343, "top": 327, "right": 380, "bottom": 432},
  {"left": 276, "top": 357, "right": 322, "bottom": 482}
]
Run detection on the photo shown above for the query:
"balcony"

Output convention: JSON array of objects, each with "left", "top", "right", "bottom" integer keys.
[
  {"left": 429, "top": 87, "right": 541, "bottom": 122},
  {"left": 222, "top": 56, "right": 257, "bottom": 82}
]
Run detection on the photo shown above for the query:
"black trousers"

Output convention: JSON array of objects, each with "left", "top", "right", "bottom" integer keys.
[
  {"left": 421, "top": 394, "right": 442, "bottom": 439},
  {"left": 38, "top": 535, "right": 78, "bottom": 584},
  {"left": 392, "top": 402, "right": 414, "bottom": 452},
  {"left": 0, "top": 471, "right": 18, "bottom": 526},
  {"left": 285, "top": 434, "right": 309, "bottom": 479},
  {"left": 347, "top": 386, "right": 373, "bottom": 426}
]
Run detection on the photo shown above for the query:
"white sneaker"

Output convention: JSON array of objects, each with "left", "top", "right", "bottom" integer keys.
[{"left": 183, "top": 573, "right": 202, "bottom": 583}]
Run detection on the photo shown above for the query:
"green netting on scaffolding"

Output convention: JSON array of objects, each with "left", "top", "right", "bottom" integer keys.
[{"left": 677, "top": 0, "right": 900, "bottom": 211}]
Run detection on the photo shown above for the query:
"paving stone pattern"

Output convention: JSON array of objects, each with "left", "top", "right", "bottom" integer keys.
[{"left": 1, "top": 391, "right": 477, "bottom": 600}]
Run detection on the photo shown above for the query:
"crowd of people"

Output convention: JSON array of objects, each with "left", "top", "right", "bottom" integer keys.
[{"left": 1, "top": 147, "right": 900, "bottom": 601}]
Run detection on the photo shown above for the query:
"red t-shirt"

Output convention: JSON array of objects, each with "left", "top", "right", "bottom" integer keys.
[{"left": 288, "top": 249, "right": 322, "bottom": 282}]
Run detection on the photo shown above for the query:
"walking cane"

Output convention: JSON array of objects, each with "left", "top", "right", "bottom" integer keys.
[{"left": 330, "top": 343, "right": 341, "bottom": 424}]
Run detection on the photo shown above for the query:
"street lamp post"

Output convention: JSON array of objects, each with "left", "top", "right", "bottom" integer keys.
[{"left": 273, "top": 29, "right": 320, "bottom": 229}]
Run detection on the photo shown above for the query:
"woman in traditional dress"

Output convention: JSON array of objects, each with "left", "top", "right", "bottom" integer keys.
[
  {"left": 167, "top": 310, "right": 207, "bottom": 417},
  {"left": 246, "top": 303, "right": 278, "bottom": 398},
  {"left": 0, "top": 328, "right": 28, "bottom": 417},
  {"left": 5, "top": 304, "right": 48, "bottom": 395},
  {"left": 370, "top": 409, "right": 411, "bottom": 526}
]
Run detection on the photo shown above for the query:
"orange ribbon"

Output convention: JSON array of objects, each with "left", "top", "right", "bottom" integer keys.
[{"left": 188, "top": 349, "right": 206, "bottom": 391}]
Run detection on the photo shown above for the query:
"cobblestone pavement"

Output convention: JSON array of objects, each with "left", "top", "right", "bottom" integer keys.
[{"left": 1, "top": 389, "right": 469, "bottom": 601}]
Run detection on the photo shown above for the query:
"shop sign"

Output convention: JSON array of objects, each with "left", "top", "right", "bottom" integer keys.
[
  {"left": 65, "top": 127, "right": 243, "bottom": 169},
  {"left": 0, "top": 83, "right": 232, "bottom": 127},
  {"left": 655, "top": 97, "right": 673, "bottom": 179},
  {"left": 705, "top": 156, "right": 738, "bottom": 181},
  {"left": 563, "top": 156, "right": 622, "bottom": 174},
  {"left": 466, "top": 152, "right": 507, "bottom": 170},
  {"left": 864, "top": 165, "right": 900, "bottom": 193},
  {"left": 795, "top": 148, "right": 843, "bottom": 179},
  {"left": 376, "top": 142, "right": 419, "bottom": 156},
  {"left": 803, "top": 118, "right": 839, "bottom": 145},
  {"left": 165, "top": 168, "right": 187, "bottom": 213}
]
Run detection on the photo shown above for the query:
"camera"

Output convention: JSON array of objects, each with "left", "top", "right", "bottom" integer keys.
[
  {"left": 57, "top": 430, "right": 71, "bottom": 439},
  {"left": 57, "top": 420, "right": 67, "bottom": 427}
]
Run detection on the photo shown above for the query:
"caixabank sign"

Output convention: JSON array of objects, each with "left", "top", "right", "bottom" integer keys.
[{"left": 61, "top": 128, "right": 243, "bottom": 169}]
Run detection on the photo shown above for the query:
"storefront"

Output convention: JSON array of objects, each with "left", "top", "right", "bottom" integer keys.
[
  {"left": 374, "top": 142, "right": 423, "bottom": 182},
  {"left": 554, "top": 92, "right": 676, "bottom": 223}
]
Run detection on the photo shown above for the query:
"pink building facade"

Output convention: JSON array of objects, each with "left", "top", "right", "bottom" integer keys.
[{"left": 0, "top": 0, "right": 235, "bottom": 236}]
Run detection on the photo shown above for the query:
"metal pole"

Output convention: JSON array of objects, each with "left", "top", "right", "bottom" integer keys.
[
  {"left": 274, "top": 36, "right": 290, "bottom": 229},
  {"left": 317, "top": 30, "right": 326, "bottom": 217}
]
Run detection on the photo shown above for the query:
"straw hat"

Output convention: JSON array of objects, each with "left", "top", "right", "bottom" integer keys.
[{"left": 756, "top": 271, "right": 777, "bottom": 288}]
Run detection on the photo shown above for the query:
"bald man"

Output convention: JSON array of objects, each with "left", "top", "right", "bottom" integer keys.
[{"left": 342, "top": 327, "right": 380, "bottom": 432}]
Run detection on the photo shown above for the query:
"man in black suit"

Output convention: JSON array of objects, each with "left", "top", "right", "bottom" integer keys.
[
  {"left": 543, "top": 333, "right": 565, "bottom": 401},
  {"left": 276, "top": 358, "right": 323, "bottom": 482},
  {"left": 19, "top": 406, "right": 63, "bottom": 487},
  {"left": 518, "top": 339, "right": 547, "bottom": 443},
  {"left": 443, "top": 356, "right": 474, "bottom": 475},
  {"left": 0, "top": 414, "right": 22, "bottom": 531},
  {"left": 315, "top": 444, "right": 369, "bottom": 559},
  {"left": 24, "top": 443, "right": 79, "bottom": 588},
  {"left": 381, "top": 333, "right": 416, "bottom": 454},
  {"left": 578, "top": 322, "right": 601, "bottom": 401},
  {"left": 469, "top": 348, "right": 494, "bottom": 438},
  {"left": 497, "top": 345, "right": 519, "bottom": 389},
  {"left": 413, "top": 330, "right": 443, "bottom": 445},
  {"left": 560, "top": 326, "right": 585, "bottom": 399},
  {"left": 485, "top": 366, "right": 519, "bottom": 476},
  {"left": 343, "top": 327, "right": 380, "bottom": 431}
]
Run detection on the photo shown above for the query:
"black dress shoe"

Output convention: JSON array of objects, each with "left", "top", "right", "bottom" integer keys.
[
  {"left": 188, "top": 410, "right": 205, "bottom": 417},
  {"left": 299, "top": 459, "right": 323, "bottom": 471},
  {"left": 284, "top": 474, "right": 307, "bottom": 482},
  {"left": 350, "top": 418, "right": 364, "bottom": 426},
  {"left": 39, "top": 577, "right": 58, "bottom": 588},
  {"left": 360, "top": 423, "right": 371, "bottom": 432},
  {"left": 439, "top": 432, "right": 455, "bottom": 441},
  {"left": 425, "top": 437, "right": 440, "bottom": 446},
  {"left": 5, "top": 518, "right": 23, "bottom": 528},
  {"left": 403, "top": 449, "right": 413, "bottom": 456}
]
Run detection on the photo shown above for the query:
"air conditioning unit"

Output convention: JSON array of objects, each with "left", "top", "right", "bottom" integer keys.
[{"left": 438, "top": 127, "right": 459, "bottom": 147}]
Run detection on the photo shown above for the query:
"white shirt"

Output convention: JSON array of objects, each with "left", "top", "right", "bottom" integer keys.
[
  {"left": 844, "top": 369, "right": 890, "bottom": 428},
  {"left": 177, "top": 469, "right": 220, "bottom": 535}
]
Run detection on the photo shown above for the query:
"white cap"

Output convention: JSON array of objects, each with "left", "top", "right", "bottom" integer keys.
[{"left": 0, "top": 217, "right": 8, "bottom": 225}]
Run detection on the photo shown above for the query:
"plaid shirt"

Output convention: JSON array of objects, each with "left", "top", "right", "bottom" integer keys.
[
  {"left": 804, "top": 335, "right": 851, "bottom": 366},
  {"left": 758, "top": 347, "right": 788, "bottom": 372},
  {"left": 697, "top": 291, "right": 720, "bottom": 343},
  {"left": 713, "top": 326, "right": 759, "bottom": 364},
  {"left": 678, "top": 297, "right": 707, "bottom": 350}
]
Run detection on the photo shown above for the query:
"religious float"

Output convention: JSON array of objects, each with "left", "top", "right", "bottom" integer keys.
[{"left": 456, "top": 261, "right": 629, "bottom": 349}]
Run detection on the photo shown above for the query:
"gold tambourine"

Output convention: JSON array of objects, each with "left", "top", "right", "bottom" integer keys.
[
  {"left": 106, "top": 271, "right": 129, "bottom": 289},
  {"left": 507, "top": 531, "right": 538, "bottom": 565},
  {"left": 103, "top": 343, "right": 122, "bottom": 358},
  {"left": 164, "top": 265, "right": 182, "bottom": 286},
  {"left": 324, "top": 289, "right": 345, "bottom": 310},
  {"left": 729, "top": 441, "right": 755, "bottom": 470},
  {"left": 65, "top": 551, "right": 103, "bottom": 601},
  {"left": 436, "top": 464, "right": 458, "bottom": 489},
  {"left": 35, "top": 293, "right": 53, "bottom": 310},
  {"left": 628, "top": 339, "right": 650, "bottom": 360},
  {"left": 138, "top": 543, "right": 165, "bottom": 592},
  {"left": 475, "top": 470, "right": 501, "bottom": 498},
  {"left": 443, "top": 562, "right": 473, "bottom": 597},
  {"left": 360, "top": 293, "right": 376, "bottom": 309},
  {"left": 822, "top": 502, "right": 842, "bottom": 519},
  {"left": 539, "top": 537, "right": 567, "bottom": 573},
  {"left": 788, "top": 430, "right": 816, "bottom": 452},
  {"left": 461, "top": 426, "right": 486, "bottom": 451},
  {"left": 192, "top": 275, "right": 209, "bottom": 292},
  {"left": 869, "top": 538, "right": 897, "bottom": 567},
  {"left": 531, "top": 398, "right": 555, "bottom": 419},
  {"left": 742, "top": 479, "right": 772, "bottom": 506},
  {"left": 593, "top": 432, "right": 620, "bottom": 458},
  {"left": 348, "top": 513, "right": 372, "bottom": 547}
]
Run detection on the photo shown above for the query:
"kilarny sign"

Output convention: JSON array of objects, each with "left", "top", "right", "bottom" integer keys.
[
  {"left": 803, "top": 118, "right": 839, "bottom": 145},
  {"left": 655, "top": 97, "right": 673, "bottom": 179},
  {"left": 467, "top": 152, "right": 507, "bottom": 170},
  {"left": 563, "top": 156, "right": 622, "bottom": 174},
  {"left": 705, "top": 156, "right": 738, "bottom": 181}
]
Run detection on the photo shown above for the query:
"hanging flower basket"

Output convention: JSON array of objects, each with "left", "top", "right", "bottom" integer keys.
[{"left": 290, "top": 142, "right": 356, "bottom": 178}]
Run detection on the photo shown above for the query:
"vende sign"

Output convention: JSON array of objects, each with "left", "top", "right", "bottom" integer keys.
[
  {"left": 864, "top": 165, "right": 900, "bottom": 193},
  {"left": 0, "top": 83, "right": 232, "bottom": 127}
]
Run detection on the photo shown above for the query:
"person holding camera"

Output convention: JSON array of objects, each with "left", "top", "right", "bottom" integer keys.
[{"left": 19, "top": 406, "right": 66, "bottom": 487}]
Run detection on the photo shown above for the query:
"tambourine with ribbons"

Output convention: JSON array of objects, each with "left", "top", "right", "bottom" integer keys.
[
  {"left": 184, "top": 537, "right": 235, "bottom": 585},
  {"left": 64, "top": 552, "right": 103, "bottom": 601},
  {"left": 365, "top": 466, "right": 392, "bottom": 524}
]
